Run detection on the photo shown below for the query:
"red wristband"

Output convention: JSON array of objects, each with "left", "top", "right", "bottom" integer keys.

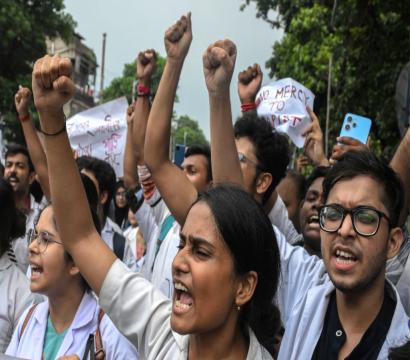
[
  {"left": 136, "top": 83, "right": 151, "bottom": 96},
  {"left": 241, "top": 102, "right": 257, "bottom": 112},
  {"left": 18, "top": 113, "right": 31, "bottom": 122}
]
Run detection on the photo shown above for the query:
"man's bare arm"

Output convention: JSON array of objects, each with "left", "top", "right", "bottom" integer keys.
[
  {"left": 15, "top": 87, "right": 51, "bottom": 200},
  {"left": 144, "top": 13, "right": 197, "bottom": 226}
]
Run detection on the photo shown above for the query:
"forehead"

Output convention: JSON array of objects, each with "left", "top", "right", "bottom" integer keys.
[
  {"left": 182, "top": 202, "right": 221, "bottom": 244},
  {"left": 235, "top": 136, "right": 256, "bottom": 158},
  {"left": 37, "top": 206, "right": 56, "bottom": 231},
  {"left": 182, "top": 154, "right": 208, "bottom": 169},
  {"left": 6, "top": 153, "right": 29, "bottom": 166},
  {"left": 326, "top": 175, "right": 385, "bottom": 209}
]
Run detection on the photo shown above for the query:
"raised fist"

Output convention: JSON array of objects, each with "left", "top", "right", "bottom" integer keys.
[
  {"left": 32, "top": 54, "right": 76, "bottom": 116},
  {"left": 237, "top": 64, "right": 263, "bottom": 104},
  {"left": 15, "top": 86, "right": 32, "bottom": 117},
  {"left": 164, "top": 13, "right": 192, "bottom": 62},
  {"left": 137, "top": 49, "right": 157, "bottom": 86},
  {"left": 203, "top": 39, "right": 237, "bottom": 96},
  {"left": 126, "top": 102, "right": 135, "bottom": 126}
]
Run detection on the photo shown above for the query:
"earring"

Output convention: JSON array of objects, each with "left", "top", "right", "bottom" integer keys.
[{"left": 237, "top": 305, "right": 241, "bottom": 311}]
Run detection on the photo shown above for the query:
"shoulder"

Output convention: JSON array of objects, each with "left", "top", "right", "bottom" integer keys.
[{"left": 105, "top": 218, "right": 124, "bottom": 236}]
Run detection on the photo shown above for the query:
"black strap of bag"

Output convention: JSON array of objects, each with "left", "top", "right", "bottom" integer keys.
[{"left": 82, "top": 334, "right": 96, "bottom": 360}]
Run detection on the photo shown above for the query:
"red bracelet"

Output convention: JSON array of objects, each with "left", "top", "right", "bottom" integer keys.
[
  {"left": 136, "top": 83, "right": 151, "bottom": 96},
  {"left": 241, "top": 102, "right": 257, "bottom": 112},
  {"left": 18, "top": 113, "right": 31, "bottom": 122}
]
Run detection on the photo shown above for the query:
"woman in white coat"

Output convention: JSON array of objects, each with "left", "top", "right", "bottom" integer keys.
[
  {"left": 31, "top": 13, "right": 283, "bottom": 358},
  {"left": 6, "top": 204, "right": 138, "bottom": 360}
]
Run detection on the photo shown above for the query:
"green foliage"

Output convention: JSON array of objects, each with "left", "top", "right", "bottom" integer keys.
[
  {"left": 101, "top": 56, "right": 167, "bottom": 104},
  {"left": 242, "top": 0, "right": 410, "bottom": 157},
  {"left": 172, "top": 115, "right": 208, "bottom": 146},
  {"left": 0, "top": 0, "right": 76, "bottom": 143}
]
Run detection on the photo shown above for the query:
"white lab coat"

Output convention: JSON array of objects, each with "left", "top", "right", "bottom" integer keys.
[
  {"left": 273, "top": 226, "right": 410, "bottom": 360},
  {"left": 0, "top": 253, "right": 38, "bottom": 353},
  {"left": 6, "top": 291, "right": 138, "bottom": 359},
  {"left": 99, "top": 259, "right": 272, "bottom": 360}
]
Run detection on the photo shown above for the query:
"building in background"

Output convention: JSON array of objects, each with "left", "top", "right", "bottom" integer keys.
[{"left": 46, "top": 33, "right": 97, "bottom": 117}]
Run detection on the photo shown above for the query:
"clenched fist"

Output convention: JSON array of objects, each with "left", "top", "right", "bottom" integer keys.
[
  {"left": 32, "top": 54, "right": 76, "bottom": 116},
  {"left": 164, "top": 13, "right": 192, "bottom": 62},
  {"left": 137, "top": 49, "right": 157, "bottom": 86},
  {"left": 203, "top": 39, "right": 237, "bottom": 96},
  {"left": 15, "top": 86, "right": 32, "bottom": 117},
  {"left": 237, "top": 64, "right": 262, "bottom": 104}
]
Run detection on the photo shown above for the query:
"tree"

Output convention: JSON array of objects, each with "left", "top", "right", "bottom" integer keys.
[
  {"left": 242, "top": 0, "right": 410, "bottom": 157},
  {"left": 0, "top": 0, "right": 75, "bottom": 143},
  {"left": 172, "top": 115, "right": 208, "bottom": 146},
  {"left": 101, "top": 55, "right": 166, "bottom": 104}
]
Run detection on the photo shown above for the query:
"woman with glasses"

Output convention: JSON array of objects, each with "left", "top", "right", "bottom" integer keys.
[
  {"left": 0, "top": 178, "right": 37, "bottom": 352},
  {"left": 6, "top": 198, "right": 138, "bottom": 359}
]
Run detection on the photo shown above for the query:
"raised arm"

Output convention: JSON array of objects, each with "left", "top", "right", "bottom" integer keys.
[
  {"left": 204, "top": 40, "right": 242, "bottom": 186},
  {"left": 144, "top": 13, "right": 197, "bottom": 225},
  {"left": 238, "top": 63, "right": 262, "bottom": 116},
  {"left": 123, "top": 102, "right": 138, "bottom": 189},
  {"left": 15, "top": 87, "right": 51, "bottom": 200},
  {"left": 32, "top": 54, "right": 116, "bottom": 294},
  {"left": 391, "top": 128, "right": 410, "bottom": 225}
]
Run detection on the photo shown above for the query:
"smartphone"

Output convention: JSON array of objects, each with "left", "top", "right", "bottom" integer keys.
[
  {"left": 339, "top": 113, "right": 372, "bottom": 144},
  {"left": 173, "top": 144, "right": 186, "bottom": 167}
]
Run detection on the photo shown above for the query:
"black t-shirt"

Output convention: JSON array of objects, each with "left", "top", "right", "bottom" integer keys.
[{"left": 312, "top": 282, "right": 396, "bottom": 360}]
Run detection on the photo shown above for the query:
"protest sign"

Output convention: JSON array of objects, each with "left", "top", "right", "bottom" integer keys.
[
  {"left": 256, "top": 78, "right": 315, "bottom": 148},
  {"left": 66, "top": 97, "right": 128, "bottom": 176}
]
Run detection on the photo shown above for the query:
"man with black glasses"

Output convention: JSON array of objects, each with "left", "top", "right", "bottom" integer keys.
[{"left": 276, "top": 150, "right": 410, "bottom": 359}]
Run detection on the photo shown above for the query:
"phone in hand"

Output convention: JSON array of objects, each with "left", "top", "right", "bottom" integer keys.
[
  {"left": 339, "top": 113, "right": 372, "bottom": 144},
  {"left": 173, "top": 144, "right": 186, "bottom": 167}
]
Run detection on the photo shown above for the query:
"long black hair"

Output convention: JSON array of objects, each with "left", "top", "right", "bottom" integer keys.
[
  {"left": 0, "top": 178, "right": 25, "bottom": 256},
  {"left": 194, "top": 184, "right": 281, "bottom": 356}
]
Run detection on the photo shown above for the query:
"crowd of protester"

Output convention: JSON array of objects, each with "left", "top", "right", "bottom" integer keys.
[{"left": 0, "top": 12, "right": 409, "bottom": 360}]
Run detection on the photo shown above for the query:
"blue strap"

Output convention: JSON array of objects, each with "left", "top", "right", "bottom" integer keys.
[{"left": 152, "top": 214, "right": 175, "bottom": 271}]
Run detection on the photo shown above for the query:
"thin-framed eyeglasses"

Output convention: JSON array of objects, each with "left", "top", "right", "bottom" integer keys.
[
  {"left": 238, "top": 152, "right": 263, "bottom": 171},
  {"left": 28, "top": 229, "right": 63, "bottom": 253},
  {"left": 318, "top": 204, "right": 391, "bottom": 237},
  {"left": 115, "top": 191, "right": 127, "bottom": 198}
]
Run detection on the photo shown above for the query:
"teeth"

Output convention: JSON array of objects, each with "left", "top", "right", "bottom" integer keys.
[
  {"left": 336, "top": 249, "right": 355, "bottom": 259},
  {"left": 175, "top": 299, "right": 191, "bottom": 310},
  {"left": 175, "top": 283, "right": 188, "bottom": 292}
]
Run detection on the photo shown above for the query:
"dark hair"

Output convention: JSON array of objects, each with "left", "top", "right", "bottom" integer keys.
[
  {"left": 234, "top": 113, "right": 290, "bottom": 204},
  {"left": 285, "top": 170, "right": 306, "bottom": 202},
  {"left": 184, "top": 144, "right": 212, "bottom": 182},
  {"left": 0, "top": 178, "right": 25, "bottom": 256},
  {"left": 304, "top": 166, "right": 330, "bottom": 198},
  {"left": 5, "top": 143, "right": 34, "bottom": 172},
  {"left": 322, "top": 151, "right": 404, "bottom": 227},
  {"left": 194, "top": 184, "right": 281, "bottom": 356},
  {"left": 76, "top": 156, "right": 116, "bottom": 217},
  {"left": 388, "top": 340, "right": 410, "bottom": 360}
]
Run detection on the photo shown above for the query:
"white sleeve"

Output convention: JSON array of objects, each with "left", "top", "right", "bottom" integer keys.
[
  {"left": 274, "top": 226, "right": 328, "bottom": 326},
  {"left": 100, "top": 314, "right": 140, "bottom": 359},
  {"left": 268, "top": 195, "right": 302, "bottom": 245},
  {"left": 134, "top": 202, "right": 158, "bottom": 248},
  {"left": 99, "top": 260, "right": 177, "bottom": 358}
]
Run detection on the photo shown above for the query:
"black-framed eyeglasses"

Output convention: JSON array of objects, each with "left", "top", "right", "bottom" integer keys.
[
  {"left": 238, "top": 152, "right": 264, "bottom": 171},
  {"left": 318, "top": 204, "right": 391, "bottom": 237},
  {"left": 28, "top": 229, "right": 63, "bottom": 253}
]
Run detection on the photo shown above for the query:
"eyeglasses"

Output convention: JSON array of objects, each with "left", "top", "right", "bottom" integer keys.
[
  {"left": 238, "top": 152, "right": 263, "bottom": 170},
  {"left": 318, "top": 204, "right": 391, "bottom": 237},
  {"left": 28, "top": 229, "right": 63, "bottom": 253},
  {"left": 115, "top": 191, "right": 127, "bottom": 198}
]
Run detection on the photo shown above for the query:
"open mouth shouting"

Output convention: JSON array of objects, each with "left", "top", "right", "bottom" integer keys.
[
  {"left": 30, "top": 263, "right": 44, "bottom": 280},
  {"left": 333, "top": 247, "right": 358, "bottom": 271},
  {"left": 173, "top": 282, "right": 193, "bottom": 314}
]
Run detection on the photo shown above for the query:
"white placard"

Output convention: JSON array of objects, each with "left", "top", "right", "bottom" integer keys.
[
  {"left": 256, "top": 78, "right": 315, "bottom": 148},
  {"left": 66, "top": 97, "right": 128, "bottom": 176}
]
